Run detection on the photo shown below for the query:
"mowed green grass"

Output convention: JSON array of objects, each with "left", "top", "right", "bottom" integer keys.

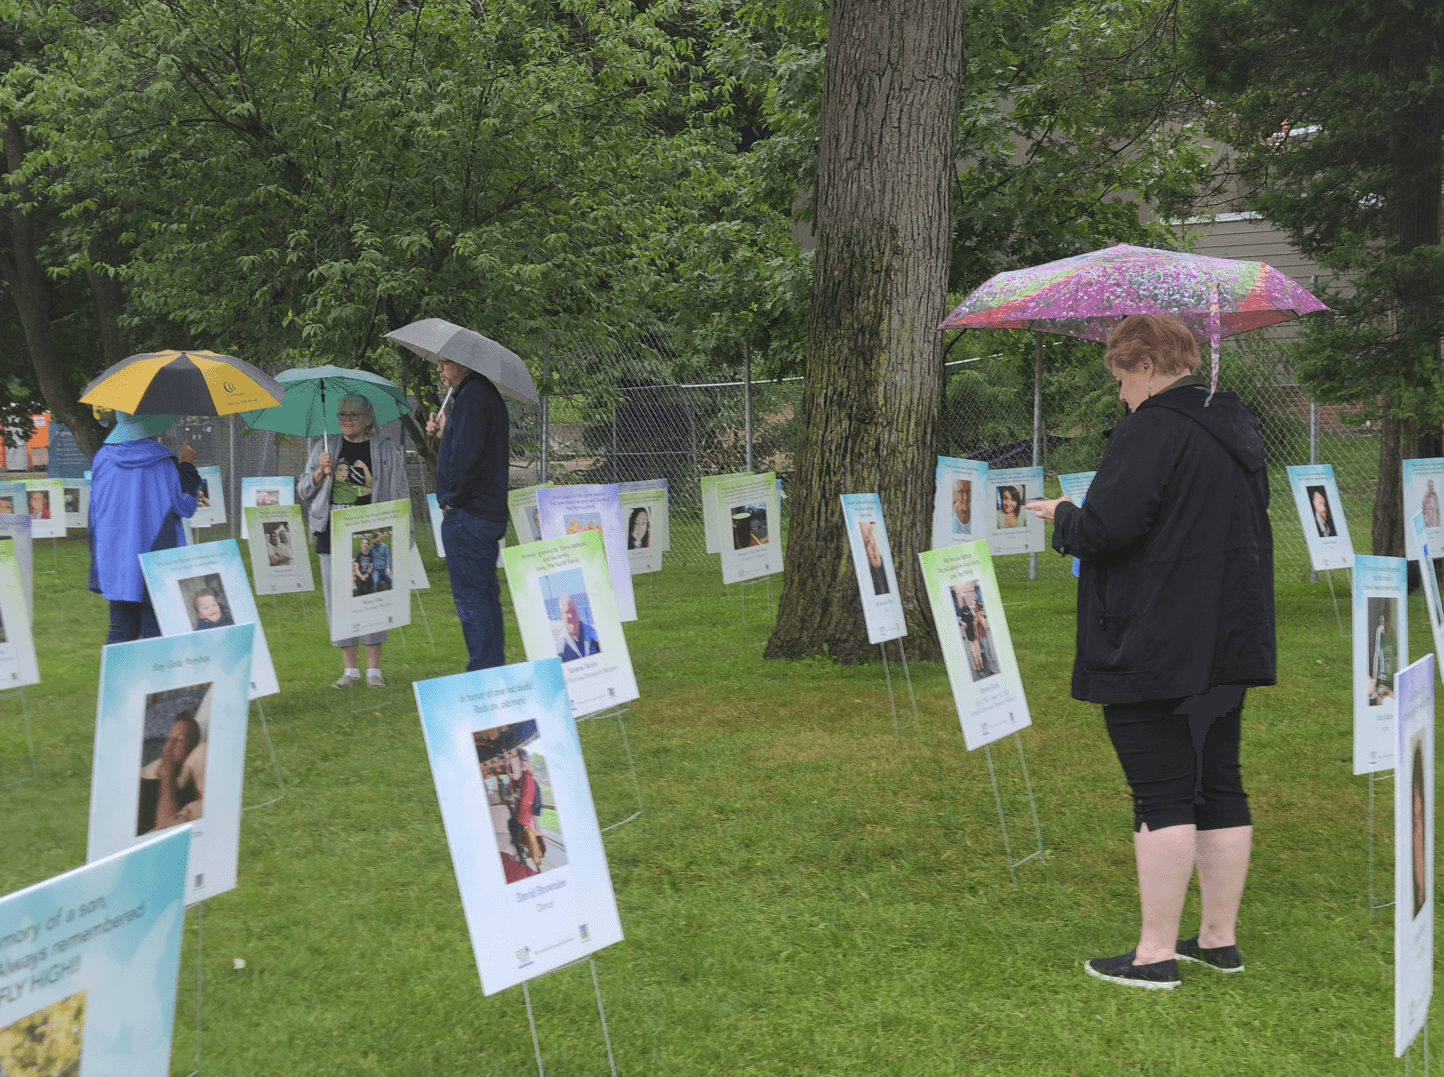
[{"left": 0, "top": 529, "right": 1435, "bottom": 1076}]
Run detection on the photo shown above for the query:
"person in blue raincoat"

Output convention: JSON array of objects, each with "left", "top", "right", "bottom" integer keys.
[{"left": 88, "top": 413, "right": 201, "bottom": 643}]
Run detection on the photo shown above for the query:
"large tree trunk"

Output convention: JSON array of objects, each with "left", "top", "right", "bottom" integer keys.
[
  {"left": 764, "top": 0, "right": 964, "bottom": 663},
  {"left": 1373, "top": 394, "right": 1406, "bottom": 558},
  {"left": 0, "top": 121, "right": 105, "bottom": 458}
]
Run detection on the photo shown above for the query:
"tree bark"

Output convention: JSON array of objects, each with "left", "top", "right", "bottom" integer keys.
[
  {"left": 0, "top": 121, "right": 105, "bottom": 458},
  {"left": 764, "top": 0, "right": 964, "bottom": 663},
  {"left": 1373, "top": 394, "right": 1405, "bottom": 558}
]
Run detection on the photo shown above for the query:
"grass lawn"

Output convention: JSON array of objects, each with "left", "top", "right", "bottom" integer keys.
[{"left": 0, "top": 530, "right": 1435, "bottom": 1075}]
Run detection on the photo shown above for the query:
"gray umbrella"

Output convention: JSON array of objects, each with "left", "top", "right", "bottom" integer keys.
[{"left": 384, "top": 318, "right": 540, "bottom": 405}]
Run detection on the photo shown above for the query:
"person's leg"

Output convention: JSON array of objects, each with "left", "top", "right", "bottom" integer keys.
[
  {"left": 137, "top": 589, "right": 161, "bottom": 640},
  {"left": 1134, "top": 822, "right": 1197, "bottom": 963},
  {"left": 442, "top": 511, "right": 506, "bottom": 671},
  {"left": 1103, "top": 700, "right": 1198, "bottom": 965},
  {"left": 1191, "top": 689, "right": 1253, "bottom": 949},
  {"left": 106, "top": 600, "right": 142, "bottom": 645},
  {"left": 341, "top": 645, "right": 359, "bottom": 669}
]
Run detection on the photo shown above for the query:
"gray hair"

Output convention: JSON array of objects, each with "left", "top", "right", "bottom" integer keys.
[{"left": 337, "top": 394, "right": 378, "bottom": 438}]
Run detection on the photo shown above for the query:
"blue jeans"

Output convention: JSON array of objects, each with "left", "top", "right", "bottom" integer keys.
[
  {"left": 441, "top": 509, "right": 507, "bottom": 671},
  {"left": 107, "top": 594, "right": 160, "bottom": 644}
]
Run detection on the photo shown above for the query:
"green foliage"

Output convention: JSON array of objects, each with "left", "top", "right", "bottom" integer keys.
[{"left": 1181, "top": 0, "right": 1444, "bottom": 426}]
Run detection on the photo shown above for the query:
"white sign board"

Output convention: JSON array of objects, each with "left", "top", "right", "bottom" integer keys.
[
  {"left": 536, "top": 484, "right": 636, "bottom": 623},
  {"left": 1353, "top": 554, "right": 1408, "bottom": 773},
  {"left": 0, "top": 538, "right": 39, "bottom": 687},
  {"left": 619, "top": 478, "right": 669, "bottom": 552},
  {"left": 1288, "top": 464, "right": 1355, "bottom": 572},
  {"left": 1403, "top": 458, "right": 1444, "bottom": 563},
  {"left": 327, "top": 499, "right": 412, "bottom": 642},
  {"left": 61, "top": 480, "right": 90, "bottom": 531},
  {"left": 920, "top": 541, "right": 1032, "bottom": 751},
  {"left": 932, "top": 457, "right": 988, "bottom": 550},
  {"left": 0, "top": 827, "right": 191, "bottom": 1077},
  {"left": 238, "top": 476, "right": 295, "bottom": 541},
  {"left": 985, "top": 466, "right": 1045, "bottom": 556},
  {"left": 1395, "top": 653, "right": 1435, "bottom": 1056},
  {"left": 23, "top": 478, "right": 65, "bottom": 539},
  {"left": 415, "top": 657, "right": 625, "bottom": 995},
  {"left": 840, "top": 493, "right": 906, "bottom": 644},
  {"left": 507, "top": 484, "right": 552, "bottom": 544},
  {"left": 618, "top": 483, "right": 665, "bottom": 575},
  {"left": 189, "top": 466, "right": 225, "bottom": 528},
  {"left": 87, "top": 625, "right": 254, "bottom": 906},
  {"left": 714, "top": 472, "right": 782, "bottom": 585},
  {"left": 139, "top": 540, "right": 280, "bottom": 700},
  {"left": 243, "top": 504, "right": 314, "bottom": 595},
  {"left": 503, "top": 531, "right": 639, "bottom": 719}
]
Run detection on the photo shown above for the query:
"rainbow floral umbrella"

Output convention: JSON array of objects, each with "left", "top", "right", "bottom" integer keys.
[{"left": 937, "top": 243, "right": 1328, "bottom": 399}]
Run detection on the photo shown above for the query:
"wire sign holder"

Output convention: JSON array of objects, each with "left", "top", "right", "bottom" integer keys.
[
  {"left": 243, "top": 701, "right": 287, "bottom": 812},
  {"left": 1368, "top": 769, "right": 1396, "bottom": 916},
  {"left": 521, "top": 957, "right": 619, "bottom": 1077},
  {"left": 578, "top": 705, "right": 643, "bottom": 832},
  {"left": 878, "top": 639, "right": 920, "bottom": 737},
  {"left": 983, "top": 732, "right": 1048, "bottom": 886}
]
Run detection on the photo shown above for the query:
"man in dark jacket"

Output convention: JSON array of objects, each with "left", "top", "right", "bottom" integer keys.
[
  {"left": 1027, "top": 314, "right": 1275, "bottom": 992},
  {"left": 427, "top": 358, "right": 511, "bottom": 670}
]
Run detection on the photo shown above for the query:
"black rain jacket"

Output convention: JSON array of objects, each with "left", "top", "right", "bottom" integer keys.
[{"left": 1051, "top": 376, "right": 1276, "bottom": 705}]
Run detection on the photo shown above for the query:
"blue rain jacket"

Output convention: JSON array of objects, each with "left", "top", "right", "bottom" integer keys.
[{"left": 88, "top": 439, "right": 202, "bottom": 602}]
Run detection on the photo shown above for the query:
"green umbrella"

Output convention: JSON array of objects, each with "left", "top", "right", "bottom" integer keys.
[{"left": 240, "top": 365, "right": 408, "bottom": 451}]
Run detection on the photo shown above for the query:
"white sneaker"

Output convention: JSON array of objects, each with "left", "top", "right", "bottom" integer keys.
[
  {"left": 365, "top": 670, "right": 386, "bottom": 688},
  {"left": 332, "top": 672, "right": 361, "bottom": 689}
]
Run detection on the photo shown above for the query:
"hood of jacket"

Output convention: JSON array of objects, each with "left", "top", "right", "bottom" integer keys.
[
  {"left": 102, "top": 438, "right": 178, "bottom": 469},
  {"left": 1135, "top": 377, "right": 1267, "bottom": 474}
]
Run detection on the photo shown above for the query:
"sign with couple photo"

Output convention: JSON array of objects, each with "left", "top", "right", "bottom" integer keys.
[
  {"left": 919, "top": 540, "right": 1032, "bottom": 751},
  {"left": 243, "top": 503, "right": 314, "bottom": 595},
  {"left": 327, "top": 499, "right": 412, "bottom": 642},
  {"left": 414, "top": 657, "right": 624, "bottom": 996}
]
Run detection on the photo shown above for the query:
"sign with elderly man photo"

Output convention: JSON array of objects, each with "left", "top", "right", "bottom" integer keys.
[
  {"left": 503, "top": 530, "right": 638, "bottom": 719},
  {"left": 1352, "top": 554, "right": 1408, "bottom": 774},
  {"left": 931, "top": 456, "right": 988, "bottom": 551}
]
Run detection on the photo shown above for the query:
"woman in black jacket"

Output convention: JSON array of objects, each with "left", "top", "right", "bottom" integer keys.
[{"left": 1027, "top": 314, "right": 1275, "bottom": 991}]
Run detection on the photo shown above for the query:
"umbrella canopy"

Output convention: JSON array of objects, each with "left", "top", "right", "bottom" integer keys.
[
  {"left": 938, "top": 243, "right": 1329, "bottom": 397},
  {"left": 81, "top": 350, "right": 284, "bottom": 416},
  {"left": 240, "top": 365, "right": 409, "bottom": 439},
  {"left": 385, "top": 319, "right": 540, "bottom": 405}
]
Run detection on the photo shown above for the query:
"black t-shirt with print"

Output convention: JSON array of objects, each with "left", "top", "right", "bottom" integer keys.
[{"left": 314, "top": 438, "right": 374, "bottom": 555}]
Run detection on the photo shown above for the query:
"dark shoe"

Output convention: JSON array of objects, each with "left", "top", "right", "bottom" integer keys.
[
  {"left": 1176, "top": 936, "right": 1244, "bottom": 973},
  {"left": 1084, "top": 950, "right": 1181, "bottom": 990}
]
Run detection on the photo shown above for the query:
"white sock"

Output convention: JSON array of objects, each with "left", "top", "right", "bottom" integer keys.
[
  {"left": 343, "top": 667, "right": 360, "bottom": 677},
  {"left": 366, "top": 668, "right": 381, "bottom": 676}
]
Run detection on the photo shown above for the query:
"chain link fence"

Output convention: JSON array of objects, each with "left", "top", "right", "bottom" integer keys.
[{"left": 160, "top": 325, "right": 1381, "bottom": 584}]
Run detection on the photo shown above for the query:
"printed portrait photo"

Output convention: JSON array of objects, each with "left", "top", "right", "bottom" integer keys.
[
  {"left": 0, "top": 605, "right": 8, "bottom": 646},
  {"left": 262, "top": 520, "right": 294, "bottom": 566},
  {"left": 1366, "top": 596, "right": 1398, "bottom": 706},
  {"left": 729, "top": 503, "right": 768, "bottom": 549},
  {"left": 951, "top": 579, "right": 1000, "bottom": 683},
  {"left": 564, "top": 511, "right": 604, "bottom": 537},
  {"left": 475, "top": 719, "right": 568, "bottom": 883},
  {"left": 0, "top": 989, "right": 86, "bottom": 1077},
  {"left": 177, "top": 573, "right": 235, "bottom": 631},
  {"left": 136, "top": 682, "right": 211, "bottom": 837},
  {"left": 627, "top": 506, "right": 652, "bottom": 550},
  {"left": 1412, "top": 739, "right": 1427, "bottom": 919},
  {"left": 0, "top": 496, "right": 12, "bottom": 515},
  {"left": 63, "top": 487, "right": 81, "bottom": 515},
  {"left": 26, "top": 489, "right": 49, "bottom": 521},
  {"left": 994, "top": 485, "right": 1024, "bottom": 530},
  {"left": 951, "top": 479, "right": 972, "bottom": 535},
  {"left": 254, "top": 488, "right": 280, "bottom": 506},
  {"left": 1422, "top": 478, "right": 1442, "bottom": 531},
  {"left": 351, "top": 528, "right": 394, "bottom": 597},
  {"left": 526, "top": 506, "right": 542, "bottom": 542},
  {"left": 1305, "top": 484, "right": 1337, "bottom": 538},
  {"left": 858, "top": 521, "right": 889, "bottom": 596},
  {"left": 542, "top": 568, "right": 601, "bottom": 664},
  {"left": 195, "top": 479, "right": 210, "bottom": 509}
]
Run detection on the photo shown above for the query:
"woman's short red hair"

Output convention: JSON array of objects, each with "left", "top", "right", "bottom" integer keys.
[{"left": 1105, "top": 314, "right": 1200, "bottom": 378}]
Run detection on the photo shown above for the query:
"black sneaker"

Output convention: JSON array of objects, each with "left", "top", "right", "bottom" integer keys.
[
  {"left": 1175, "top": 937, "right": 1244, "bottom": 973},
  {"left": 1083, "top": 950, "right": 1181, "bottom": 990}
]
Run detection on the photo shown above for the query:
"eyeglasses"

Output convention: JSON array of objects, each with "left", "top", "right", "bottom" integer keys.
[{"left": 337, "top": 412, "right": 365, "bottom": 420}]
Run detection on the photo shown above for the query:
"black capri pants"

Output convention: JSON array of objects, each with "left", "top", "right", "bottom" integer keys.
[{"left": 1102, "top": 685, "right": 1252, "bottom": 833}]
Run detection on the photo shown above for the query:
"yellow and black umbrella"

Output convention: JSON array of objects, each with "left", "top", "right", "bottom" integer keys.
[{"left": 80, "top": 350, "right": 285, "bottom": 416}]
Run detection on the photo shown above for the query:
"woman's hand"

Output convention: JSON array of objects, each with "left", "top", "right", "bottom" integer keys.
[
  {"left": 314, "top": 452, "right": 333, "bottom": 484},
  {"left": 1024, "top": 495, "right": 1072, "bottom": 523}
]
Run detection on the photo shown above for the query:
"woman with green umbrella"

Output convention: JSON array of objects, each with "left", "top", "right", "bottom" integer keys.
[{"left": 296, "top": 393, "right": 411, "bottom": 688}]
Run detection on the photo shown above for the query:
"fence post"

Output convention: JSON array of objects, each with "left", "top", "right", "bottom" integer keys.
[
  {"left": 744, "top": 342, "right": 753, "bottom": 473},
  {"left": 541, "top": 331, "right": 550, "bottom": 485},
  {"left": 228, "top": 413, "right": 237, "bottom": 542},
  {"left": 611, "top": 401, "right": 618, "bottom": 485},
  {"left": 1310, "top": 399, "right": 1320, "bottom": 583}
]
